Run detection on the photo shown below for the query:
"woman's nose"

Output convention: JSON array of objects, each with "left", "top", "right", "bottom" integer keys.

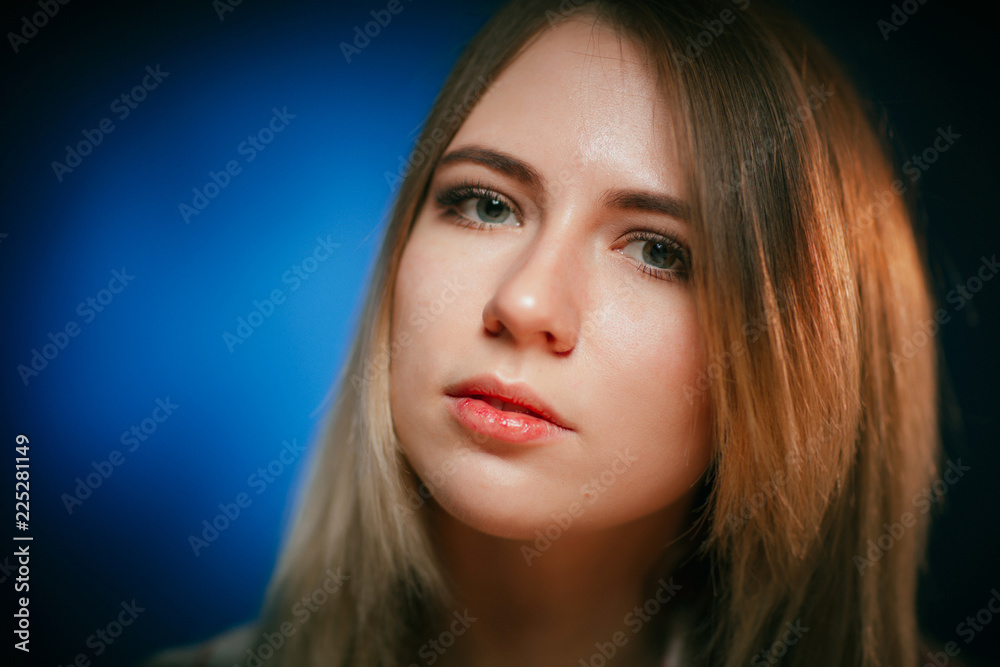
[{"left": 481, "top": 224, "right": 582, "bottom": 355}]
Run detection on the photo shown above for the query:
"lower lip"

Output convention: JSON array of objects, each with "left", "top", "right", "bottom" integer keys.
[{"left": 447, "top": 396, "right": 569, "bottom": 444}]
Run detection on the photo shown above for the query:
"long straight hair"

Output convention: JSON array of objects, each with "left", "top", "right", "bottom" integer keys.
[{"left": 256, "top": 2, "right": 940, "bottom": 665}]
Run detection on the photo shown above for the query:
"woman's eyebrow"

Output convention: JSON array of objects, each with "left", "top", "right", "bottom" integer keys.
[
  {"left": 599, "top": 189, "right": 690, "bottom": 222},
  {"left": 438, "top": 145, "right": 689, "bottom": 222},
  {"left": 438, "top": 145, "right": 544, "bottom": 189}
]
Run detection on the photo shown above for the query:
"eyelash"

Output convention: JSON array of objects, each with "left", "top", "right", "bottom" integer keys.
[
  {"left": 620, "top": 229, "right": 690, "bottom": 283},
  {"left": 432, "top": 181, "right": 690, "bottom": 283},
  {"left": 434, "top": 180, "right": 522, "bottom": 230}
]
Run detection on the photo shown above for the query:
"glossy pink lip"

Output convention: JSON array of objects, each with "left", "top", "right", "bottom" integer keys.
[{"left": 444, "top": 375, "right": 574, "bottom": 444}]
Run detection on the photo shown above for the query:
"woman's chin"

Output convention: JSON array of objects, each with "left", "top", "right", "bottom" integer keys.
[{"left": 425, "top": 486, "right": 585, "bottom": 543}]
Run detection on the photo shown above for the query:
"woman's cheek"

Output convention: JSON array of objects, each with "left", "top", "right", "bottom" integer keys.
[
  {"left": 392, "top": 226, "right": 479, "bottom": 390},
  {"left": 592, "top": 286, "right": 710, "bottom": 456}
]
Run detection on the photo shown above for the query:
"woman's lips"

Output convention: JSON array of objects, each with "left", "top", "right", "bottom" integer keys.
[
  {"left": 446, "top": 395, "right": 570, "bottom": 444},
  {"left": 472, "top": 394, "right": 545, "bottom": 418}
]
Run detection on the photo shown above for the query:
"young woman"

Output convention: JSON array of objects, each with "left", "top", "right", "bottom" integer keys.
[{"left": 147, "top": 0, "right": 940, "bottom": 665}]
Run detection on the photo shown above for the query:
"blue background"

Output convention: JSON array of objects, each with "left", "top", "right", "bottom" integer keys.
[{"left": 0, "top": 0, "right": 996, "bottom": 665}]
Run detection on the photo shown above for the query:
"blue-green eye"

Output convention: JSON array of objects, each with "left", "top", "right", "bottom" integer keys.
[
  {"left": 620, "top": 231, "right": 689, "bottom": 282},
  {"left": 435, "top": 182, "right": 519, "bottom": 229},
  {"left": 469, "top": 195, "right": 512, "bottom": 224}
]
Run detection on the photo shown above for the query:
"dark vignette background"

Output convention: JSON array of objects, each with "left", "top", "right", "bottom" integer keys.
[{"left": 0, "top": 0, "right": 996, "bottom": 665}]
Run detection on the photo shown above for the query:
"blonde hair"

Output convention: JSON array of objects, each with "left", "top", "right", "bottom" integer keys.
[{"left": 256, "top": 1, "right": 940, "bottom": 665}]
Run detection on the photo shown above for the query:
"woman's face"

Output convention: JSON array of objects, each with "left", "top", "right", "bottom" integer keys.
[{"left": 389, "top": 18, "right": 712, "bottom": 540}]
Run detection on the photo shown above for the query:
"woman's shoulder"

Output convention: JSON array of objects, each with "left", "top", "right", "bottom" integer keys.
[{"left": 140, "top": 623, "right": 257, "bottom": 667}]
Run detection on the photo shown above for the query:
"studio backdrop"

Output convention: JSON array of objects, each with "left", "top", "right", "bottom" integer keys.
[{"left": 0, "top": 0, "right": 996, "bottom": 665}]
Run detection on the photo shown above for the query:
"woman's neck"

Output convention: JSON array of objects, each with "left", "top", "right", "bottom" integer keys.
[{"left": 424, "top": 501, "right": 695, "bottom": 667}]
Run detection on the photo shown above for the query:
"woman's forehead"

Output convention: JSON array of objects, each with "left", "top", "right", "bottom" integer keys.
[{"left": 449, "top": 18, "right": 682, "bottom": 199}]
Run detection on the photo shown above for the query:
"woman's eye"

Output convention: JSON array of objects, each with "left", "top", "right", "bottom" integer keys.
[
  {"left": 435, "top": 183, "right": 519, "bottom": 229},
  {"left": 457, "top": 196, "right": 513, "bottom": 225},
  {"left": 620, "top": 235, "right": 689, "bottom": 281}
]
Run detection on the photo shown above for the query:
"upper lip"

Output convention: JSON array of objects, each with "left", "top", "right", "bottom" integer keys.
[{"left": 445, "top": 374, "right": 574, "bottom": 431}]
